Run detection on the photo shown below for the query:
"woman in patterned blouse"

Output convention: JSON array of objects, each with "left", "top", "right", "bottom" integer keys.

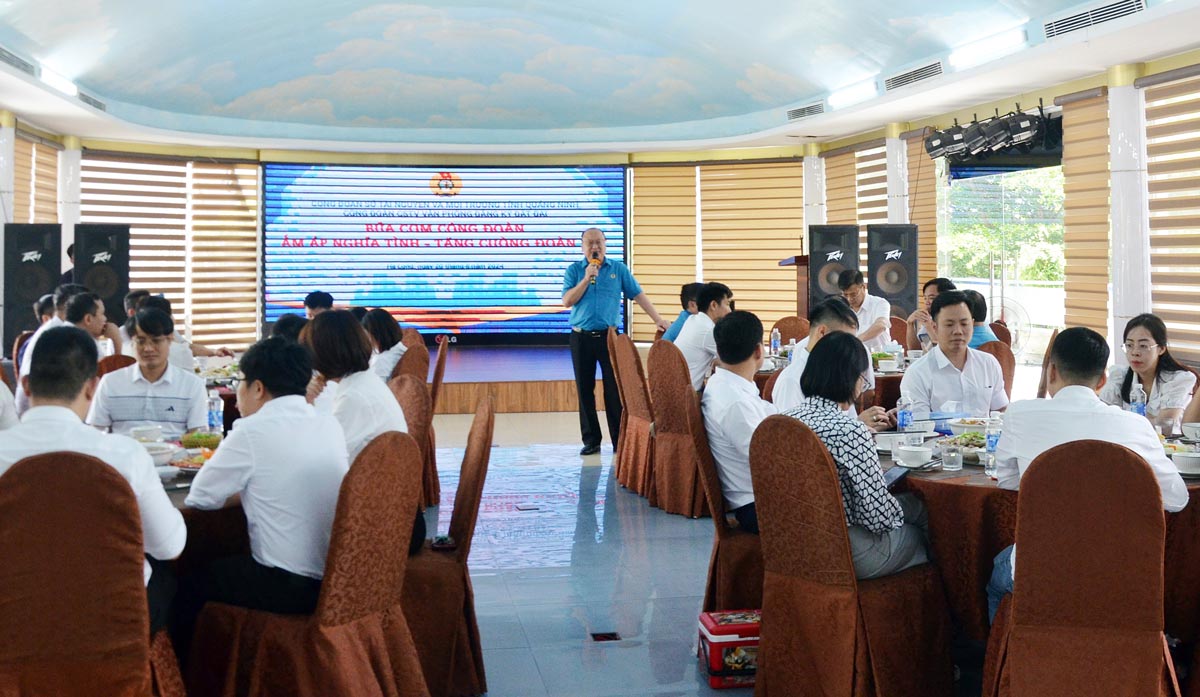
[{"left": 783, "top": 331, "right": 931, "bottom": 580}]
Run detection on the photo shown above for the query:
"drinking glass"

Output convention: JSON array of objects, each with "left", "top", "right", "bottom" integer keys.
[
  {"left": 942, "top": 443, "right": 963, "bottom": 472},
  {"left": 903, "top": 432, "right": 925, "bottom": 448}
]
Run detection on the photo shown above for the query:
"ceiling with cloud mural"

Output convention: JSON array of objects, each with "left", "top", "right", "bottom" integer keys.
[{"left": 0, "top": 0, "right": 1181, "bottom": 145}]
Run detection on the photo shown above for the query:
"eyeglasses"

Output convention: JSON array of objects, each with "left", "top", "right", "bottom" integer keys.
[{"left": 1122, "top": 342, "right": 1159, "bottom": 354}]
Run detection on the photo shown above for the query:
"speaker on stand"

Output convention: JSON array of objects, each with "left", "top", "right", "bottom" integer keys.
[
  {"left": 807, "top": 225, "right": 860, "bottom": 307},
  {"left": 866, "top": 224, "right": 919, "bottom": 318},
  {"left": 3, "top": 224, "right": 62, "bottom": 357},
  {"left": 73, "top": 224, "right": 131, "bottom": 326}
]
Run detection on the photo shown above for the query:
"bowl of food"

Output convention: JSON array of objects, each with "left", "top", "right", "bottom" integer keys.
[
  {"left": 1173, "top": 451, "right": 1200, "bottom": 475},
  {"left": 871, "top": 352, "right": 893, "bottom": 370},
  {"left": 1182, "top": 423, "right": 1200, "bottom": 441},
  {"left": 181, "top": 431, "right": 223, "bottom": 450},
  {"left": 948, "top": 418, "right": 989, "bottom": 436},
  {"left": 895, "top": 445, "right": 934, "bottom": 467},
  {"left": 142, "top": 442, "right": 182, "bottom": 466},
  {"left": 130, "top": 425, "right": 164, "bottom": 443}
]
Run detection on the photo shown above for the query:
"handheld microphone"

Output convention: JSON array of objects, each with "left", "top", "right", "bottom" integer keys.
[{"left": 589, "top": 252, "right": 601, "bottom": 285}]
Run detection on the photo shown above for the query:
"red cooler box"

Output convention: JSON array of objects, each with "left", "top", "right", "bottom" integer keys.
[{"left": 698, "top": 609, "right": 761, "bottom": 689}]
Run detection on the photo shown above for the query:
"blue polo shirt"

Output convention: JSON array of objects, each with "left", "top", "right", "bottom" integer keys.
[
  {"left": 563, "top": 257, "right": 643, "bottom": 330},
  {"left": 662, "top": 309, "right": 690, "bottom": 342},
  {"left": 969, "top": 324, "right": 1000, "bottom": 349}
]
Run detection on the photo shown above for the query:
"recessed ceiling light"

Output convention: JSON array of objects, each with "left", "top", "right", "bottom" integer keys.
[
  {"left": 948, "top": 28, "right": 1028, "bottom": 70},
  {"left": 39, "top": 66, "right": 78, "bottom": 96},
  {"left": 826, "top": 79, "right": 878, "bottom": 110}
]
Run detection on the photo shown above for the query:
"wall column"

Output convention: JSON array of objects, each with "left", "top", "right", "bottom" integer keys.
[
  {"left": 0, "top": 111, "right": 15, "bottom": 342},
  {"left": 802, "top": 143, "right": 825, "bottom": 234},
  {"left": 885, "top": 123, "right": 910, "bottom": 223},
  {"left": 1107, "top": 64, "right": 1151, "bottom": 366},
  {"left": 58, "top": 135, "right": 82, "bottom": 269}
]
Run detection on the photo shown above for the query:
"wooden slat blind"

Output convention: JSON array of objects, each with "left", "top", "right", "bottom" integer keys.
[
  {"left": 629, "top": 166, "right": 697, "bottom": 341},
  {"left": 189, "top": 162, "right": 260, "bottom": 348},
  {"left": 1060, "top": 95, "right": 1111, "bottom": 334},
  {"left": 12, "top": 137, "right": 32, "bottom": 223},
  {"left": 1146, "top": 75, "right": 1200, "bottom": 359},
  {"left": 698, "top": 162, "right": 803, "bottom": 329},
  {"left": 855, "top": 145, "right": 889, "bottom": 266},
  {"left": 11, "top": 136, "right": 58, "bottom": 224},
  {"left": 825, "top": 151, "right": 857, "bottom": 228},
  {"left": 907, "top": 135, "right": 939, "bottom": 283}
]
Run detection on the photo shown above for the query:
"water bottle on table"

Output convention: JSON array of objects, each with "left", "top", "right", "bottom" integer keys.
[
  {"left": 207, "top": 389, "right": 225, "bottom": 434},
  {"left": 787, "top": 338, "right": 797, "bottom": 364},
  {"left": 770, "top": 327, "right": 782, "bottom": 357},
  {"left": 1130, "top": 379, "right": 1148, "bottom": 417},
  {"left": 984, "top": 416, "right": 1002, "bottom": 478},
  {"left": 896, "top": 396, "right": 913, "bottom": 431}
]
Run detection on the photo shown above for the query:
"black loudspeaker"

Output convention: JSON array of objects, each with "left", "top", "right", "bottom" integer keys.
[
  {"left": 73, "top": 224, "right": 130, "bottom": 325},
  {"left": 866, "top": 224, "right": 919, "bottom": 318},
  {"left": 808, "top": 225, "right": 860, "bottom": 304},
  {"left": 4, "top": 224, "right": 61, "bottom": 357}
]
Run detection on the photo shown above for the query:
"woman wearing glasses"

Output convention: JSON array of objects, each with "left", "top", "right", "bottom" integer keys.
[{"left": 1100, "top": 314, "right": 1195, "bottom": 423}]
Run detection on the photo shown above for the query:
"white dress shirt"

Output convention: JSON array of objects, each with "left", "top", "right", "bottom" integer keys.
[
  {"left": 0, "top": 406, "right": 186, "bottom": 584},
  {"left": 0, "top": 381, "right": 17, "bottom": 430},
  {"left": 854, "top": 293, "right": 893, "bottom": 353},
  {"left": 900, "top": 345, "right": 1008, "bottom": 416},
  {"left": 370, "top": 342, "right": 408, "bottom": 382},
  {"left": 333, "top": 370, "right": 408, "bottom": 461},
  {"left": 186, "top": 395, "right": 350, "bottom": 579},
  {"left": 772, "top": 344, "right": 874, "bottom": 414},
  {"left": 676, "top": 312, "right": 717, "bottom": 391},
  {"left": 87, "top": 363, "right": 208, "bottom": 440},
  {"left": 15, "top": 316, "right": 65, "bottom": 414},
  {"left": 1099, "top": 366, "right": 1196, "bottom": 415},
  {"left": 994, "top": 386, "right": 1189, "bottom": 511},
  {"left": 701, "top": 368, "right": 779, "bottom": 510}
]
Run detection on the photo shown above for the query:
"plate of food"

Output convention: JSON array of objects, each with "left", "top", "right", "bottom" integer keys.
[
  {"left": 934, "top": 432, "right": 987, "bottom": 463},
  {"left": 947, "top": 418, "right": 989, "bottom": 436},
  {"left": 173, "top": 447, "right": 216, "bottom": 470}
]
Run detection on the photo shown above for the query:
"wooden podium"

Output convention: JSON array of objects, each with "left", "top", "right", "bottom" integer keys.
[{"left": 779, "top": 255, "right": 810, "bottom": 318}]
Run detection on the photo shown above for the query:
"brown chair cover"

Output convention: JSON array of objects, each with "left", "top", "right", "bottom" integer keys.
[
  {"left": 983, "top": 441, "right": 1180, "bottom": 697},
  {"left": 889, "top": 316, "right": 907, "bottom": 345},
  {"left": 606, "top": 329, "right": 629, "bottom": 484},
  {"left": 0, "top": 453, "right": 155, "bottom": 696},
  {"left": 749, "top": 416, "right": 952, "bottom": 697},
  {"left": 990, "top": 321, "right": 1012, "bottom": 346},
  {"left": 977, "top": 340, "right": 1015, "bottom": 399},
  {"left": 646, "top": 340, "right": 709, "bottom": 518},
  {"left": 11, "top": 330, "right": 33, "bottom": 378},
  {"left": 389, "top": 375, "right": 438, "bottom": 509},
  {"left": 393, "top": 341, "right": 431, "bottom": 383},
  {"left": 684, "top": 375, "right": 763, "bottom": 612},
  {"left": 770, "top": 316, "right": 809, "bottom": 345},
  {"left": 187, "top": 432, "right": 430, "bottom": 697},
  {"left": 403, "top": 397, "right": 494, "bottom": 697},
  {"left": 401, "top": 328, "right": 423, "bottom": 349},
  {"left": 612, "top": 333, "right": 656, "bottom": 501},
  {"left": 653, "top": 328, "right": 665, "bottom": 342},
  {"left": 872, "top": 374, "right": 902, "bottom": 412},
  {"left": 425, "top": 338, "right": 449, "bottom": 498},
  {"left": 0, "top": 363, "right": 10, "bottom": 393},
  {"left": 98, "top": 354, "right": 137, "bottom": 377},
  {"left": 1036, "top": 328, "right": 1059, "bottom": 399},
  {"left": 761, "top": 370, "right": 781, "bottom": 403}
]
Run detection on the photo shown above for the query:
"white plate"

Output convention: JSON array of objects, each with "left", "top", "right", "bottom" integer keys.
[
  {"left": 156, "top": 465, "right": 180, "bottom": 480},
  {"left": 890, "top": 458, "right": 941, "bottom": 470}
]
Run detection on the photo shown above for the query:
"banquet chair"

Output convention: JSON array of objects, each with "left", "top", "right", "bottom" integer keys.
[
  {"left": 889, "top": 316, "right": 908, "bottom": 345},
  {"left": 1036, "top": 328, "right": 1059, "bottom": 399},
  {"left": 612, "top": 331, "right": 656, "bottom": 502},
  {"left": 390, "top": 375, "right": 438, "bottom": 509},
  {"left": 982, "top": 441, "right": 1180, "bottom": 697},
  {"left": 425, "top": 338, "right": 450, "bottom": 490},
  {"left": 394, "top": 339, "right": 431, "bottom": 383},
  {"left": 0, "top": 453, "right": 185, "bottom": 697},
  {"left": 401, "top": 327, "right": 423, "bottom": 349},
  {"left": 403, "top": 397, "right": 494, "bottom": 697},
  {"left": 770, "top": 316, "right": 809, "bottom": 345},
  {"left": 749, "top": 416, "right": 953, "bottom": 697},
  {"left": 646, "top": 340, "right": 709, "bottom": 518},
  {"left": 11, "top": 330, "right": 33, "bottom": 377},
  {"left": 990, "top": 321, "right": 1012, "bottom": 346},
  {"left": 872, "top": 374, "right": 903, "bottom": 412},
  {"left": 0, "top": 362, "right": 12, "bottom": 393},
  {"left": 977, "top": 340, "right": 1016, "bottom": 399},
  {"left": 761, "top": 370, "right": 781, "bottom": 403},
  {"left": 187, "top": 432, "right": 430, "bottom": 697},
  {"left": 606, "top": 329, "right": 630, "bottom": 485},
  {"left": 685, "top": 376, "right": 763, "bottom": 612},
  {"left": 653, "top": 328, "right": 665, "bottom": 342},
  {"left": 98, "top": 353, "right": 137, "bottom": 377}
]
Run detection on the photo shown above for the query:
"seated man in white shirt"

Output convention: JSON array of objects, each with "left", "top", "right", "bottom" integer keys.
[
  {"left": 88, "top": 307, "right": 209, "bottom": 440},
  {"left": 838, "top": 270, "right": 892, "bottom": 353},
  {"left": 773, "top": 297, "right": 890, "bottom": 429},
  {"left": 184, "top": 336, "right": 351, "bottom": 616},
  {"left": 899, "top": 290, "right": 1009, "bottom": 417},
  {"left": 701, "top": 310, "right": 778, "bottom": 533},
  {"left": 131, "top": 294, "right": 234, "bottom": 369},
  {"left": 15, "top": 293, "right": 55, "bottom": 370},
  {"left": 65, "top": 291, "right": 123, "bottom": 357},
  {"left": 986, "top": 327, "right": 1188, "bottom": 622},
  {"left": 906, "top": 278, "right": 956, "bottom": 351},
  {"left": 675, "top": 282, "right": 733, "bottom": 391},
  {"left": 0, "top": 326, "right": 186, "bottom": 633},
  {"left": 15, "top": 282, "right": 87, "bottom": 414}
]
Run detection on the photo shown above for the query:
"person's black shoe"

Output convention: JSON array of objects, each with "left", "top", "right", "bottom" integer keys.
[{"left": 580, "top": 444, "right": 601, "bottom": 455}]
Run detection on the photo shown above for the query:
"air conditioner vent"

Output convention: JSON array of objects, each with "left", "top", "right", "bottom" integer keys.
[
  {"left": 787, "top": 102, "right": 826, "bottom": 121},
  {"left": 0, "top": 46, "right": 35, "bottom": 76},
  {"left": 1044, "top": 0, "right": 1145, "bottom": 38},
  {"left": 78, "top": 92, "right": 106, "bottom": 112},
  {"left": 884, "top": 62, "right": 943, "bottom": 91}
]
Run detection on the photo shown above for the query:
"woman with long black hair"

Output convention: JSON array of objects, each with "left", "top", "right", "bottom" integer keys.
[{"left": 1100, "top": 313, "right": 1195, "bottom": 423}]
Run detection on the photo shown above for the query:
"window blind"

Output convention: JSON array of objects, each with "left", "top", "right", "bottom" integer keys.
[
  {"left": 1059, "top": 95, "right": 1111, "bottom": 335},
  {"left": 855, "top": 145, "right": 889, "bottom": 267},
  {"left": 11, "top": 135, "right": 59, "bottom": 224},
  {"left": 629, "top": 166, "right": 697, "bottom": 341}
]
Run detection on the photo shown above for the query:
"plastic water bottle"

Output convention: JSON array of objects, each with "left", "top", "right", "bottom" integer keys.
[
  {"left": 207, "top": 389, "right": 224, "bottom": 433},
  {"left": 896, "top": 395, "right": 913, "bottom": 431},
  {"left": 770, "top": 327, "right": 781, "bottom": 356},
  {"left": 1130, "top": 378, "right": 1148, "bottom": 417},
  {"left": 984, "top": 417, "right": 1002, "bottom": 478},
  {"left": 787, "top": 339, "right": 797, "bottom": 364}
]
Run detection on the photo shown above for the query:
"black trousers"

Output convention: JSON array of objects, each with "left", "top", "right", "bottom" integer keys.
[
  {"left": 570, "top": 329, "right": 622, "bottom": 449},
  {"left": 731, "top": 503, "right": 759, "bottom": 534},
  {"left": 146, "top": 557, "right": 177, "bottom": 636}
]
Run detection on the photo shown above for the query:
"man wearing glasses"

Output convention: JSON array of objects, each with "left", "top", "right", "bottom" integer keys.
[
  {"left": 837, "top": 270, "right": 892, "bottom": 353},
  {"left": 87, "top": 307, "right": 208, "bottom": 441}
]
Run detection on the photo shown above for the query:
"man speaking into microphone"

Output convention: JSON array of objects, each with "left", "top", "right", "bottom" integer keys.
[{"left": 563, "top": 227, "right": 670, "bottom": 456}]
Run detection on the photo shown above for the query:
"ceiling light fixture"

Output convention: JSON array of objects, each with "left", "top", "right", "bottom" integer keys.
[
  {"left": 826, "top": 79, "right": 879, "bottom": 109},
  {"left": 38, "top": 66, "right": 78, "bottom": 96},
  {"left": 947, "top": 28, "right": 1028, "bottom": 70}
]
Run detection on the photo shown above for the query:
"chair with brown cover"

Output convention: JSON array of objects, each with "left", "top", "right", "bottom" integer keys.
[
  {"left": 1036, "top": 328, "right": 1059, "bottom": 399},
  {"left": 0, "top": 452, "right": 185, "bottom": 697},
  {"left": 977, "top": 341, "right": 1016, "bottom": 399},
  {"left": 606, "top": 329, "right": 630, "bottom": 484},
  {"left": 770, "top": 316, "right": 809, "bottom": 345},
  {"left": 0, "top": 362, "right": 11, "bottom": 393},
  {"left": 684, "top": 375, "right": 763, "bottom": 612},
  {"left": 990, "top": 322, "right": 1012, "bottom": 346},
  {"left": 761, "top": 370, "right": 782, "bottom": 403},
  {"left": 187, "top": 433, "right": 430, "bottom": 697},
  {"left": 401, "top": 327, "right": 423, "bottom": 349},
  {"left": 11, "top": 330, "right": 33, "bottom": 377},
  {"left": 403, "top": 397, "right": 494, "bottom": 697},
  {"left": 872, "top": 374, "right": 903, "bottom": 412},
  {"left": 749, "top": 415, "right": 953, "bottom": 697},
  {"left": 982, "top": 441, "right": 1180, "bottom": 697},
  {"left": 394, "top": 339, "right": 431, "bottom": 384},
  {"left": 653, "top": 328, "right": 665, "bottom": 342},
  {"left": 425, "top": 337, "right": 450, "bottom": 495},
  {"left": 646, "top": 340, "right": 708, "bottom": 518},
  {"left": 889, "top": 316, "right": 908, "bottom": 345},
  {"left": 98, "top": 354, "right": 137, "bottom": 377},
  {"left": 612, "top": 332, "right": 656, "bottom": 502},
  {"left": 390, "top": 375, "right": 437, "bottom": 509}
]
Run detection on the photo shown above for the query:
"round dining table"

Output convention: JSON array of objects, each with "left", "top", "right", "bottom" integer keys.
[{"left": 754, "top": 366, "right": 904, "bottom": 412}]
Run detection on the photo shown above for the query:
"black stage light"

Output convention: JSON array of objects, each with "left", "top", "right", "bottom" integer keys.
[
  {"left": 963, "top": 120, "right": 990, "bottom": 155},
  {"left": 984, "top": 115, "right": 1013, "bottom": 151},
  {"left": 925, "top": 130, "right": 949, "bottom": 158},
  {"left": 940, "top": 123, "right": 967, "bottom": 156},
  {"left": 1008, "top": 111, "right": 1043, "bottom": 145}
]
